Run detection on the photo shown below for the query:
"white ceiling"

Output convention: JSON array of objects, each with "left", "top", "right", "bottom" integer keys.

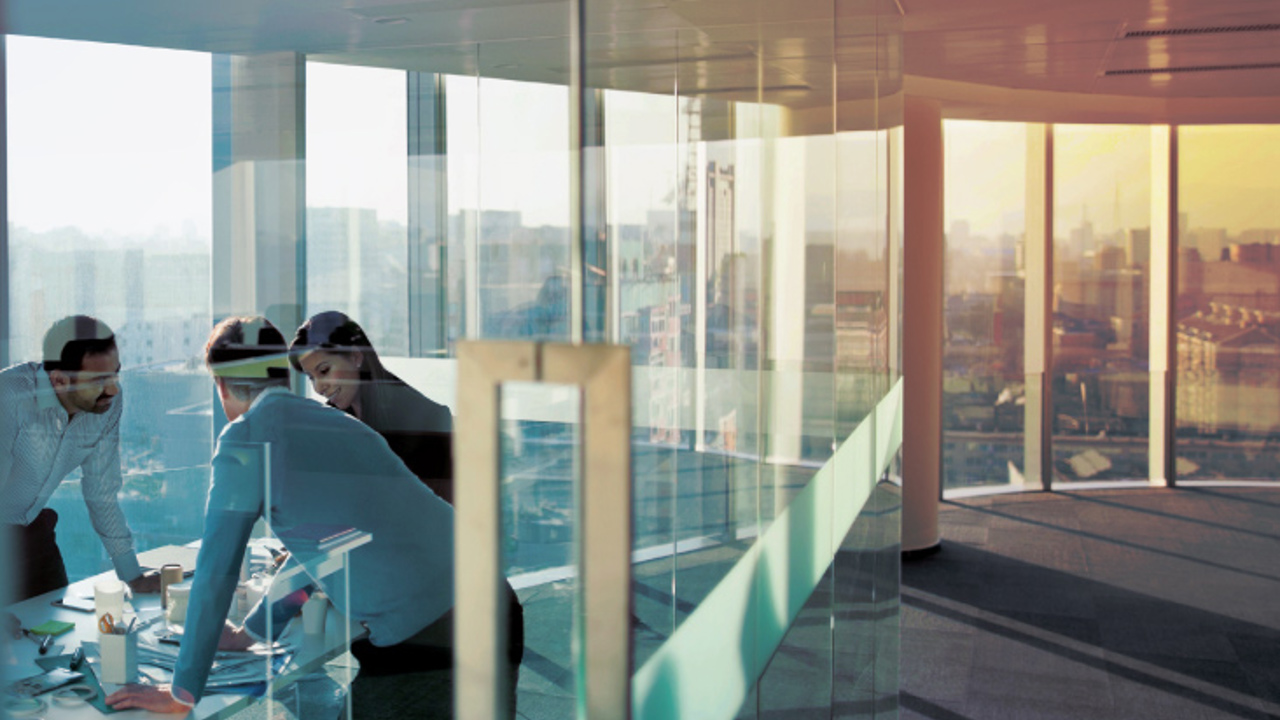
[
  {"left": 5, "top": 0, "right": 1280, "bottom": 122},
  {"left": 903, "top": 0, "right": 1280, "bottom": 121}
]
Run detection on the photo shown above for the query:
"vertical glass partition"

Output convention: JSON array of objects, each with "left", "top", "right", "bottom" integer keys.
[
  {"left": 1052, "top": 125, "right": 1152, "bottom": 483},
  {"left": 1176, "top": 126, "right": 1280, "bottom": 481}
]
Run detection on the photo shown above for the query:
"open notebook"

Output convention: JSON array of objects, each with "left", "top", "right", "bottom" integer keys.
[{"left": 137, "top": 545, "right": 200, "bottom": 575}]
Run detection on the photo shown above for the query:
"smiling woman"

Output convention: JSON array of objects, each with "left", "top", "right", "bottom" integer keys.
[{"left": 290, "top": 311, "right": 456, "bottom": 504}]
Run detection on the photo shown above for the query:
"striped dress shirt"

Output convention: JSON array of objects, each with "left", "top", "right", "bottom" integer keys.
[{"left": 0, "top": 362, "right": 141, "bottom": 581}]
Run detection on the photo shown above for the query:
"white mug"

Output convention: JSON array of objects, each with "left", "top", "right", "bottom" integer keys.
[
  {"left": 166, "top": 581, "right": 192, "bottom": 628},
  {"left": 94, "top": 579, "right": 125, "bottom": 629}
]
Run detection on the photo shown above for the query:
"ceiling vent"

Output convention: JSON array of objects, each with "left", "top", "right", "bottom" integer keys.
[
  {"left": 1104, "top": 61, "right": 1280, "bottom": 76},
  {"left": 1122, "top": 23, "right": 1280, "bottom": 39}
]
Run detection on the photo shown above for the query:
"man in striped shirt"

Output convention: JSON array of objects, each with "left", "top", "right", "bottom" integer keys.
[{"left": 1, "top": 315, "right": 160, "bottom": 601}]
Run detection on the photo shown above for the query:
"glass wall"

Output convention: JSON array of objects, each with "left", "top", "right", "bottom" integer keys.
[
  {"left": 2, "top": 4, "right": 904, "bottom": 718},
  {"left": 6, "top": 36, "right": 214, "bottom": 580},
  {"left": 942, "top": 120, "right": 1027, "bottom": 491},
  {"left": 1176, "top": 126, "right": 1280, "bottom": 480},
  {"left": 1052, "top": 125, "right": 1152, "bottom": 483}
]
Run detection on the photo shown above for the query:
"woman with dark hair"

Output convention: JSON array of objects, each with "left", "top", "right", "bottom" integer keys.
[
  {"left": 290, "top": 312, "right": 524, "bottom": 713},
  {"left": 289, "top": 311, "right": 456, "bottom": 503}
]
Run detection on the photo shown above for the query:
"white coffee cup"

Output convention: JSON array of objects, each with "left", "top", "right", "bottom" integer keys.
[
  {"left": 94, "top": 579, "right": 125, "bottom": 628},
  {"left": 167, "top": 581, "right": 192, "bottom": 628}
]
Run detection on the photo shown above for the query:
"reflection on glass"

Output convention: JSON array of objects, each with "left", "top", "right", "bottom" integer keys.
[
  {"left": 836, "top": 129, "right": 891, "bottom": 434},
  {"left": 6, "top": 37, "right": 213, "bottom": 581},
  {"left": 306, "top": 62, "right": 409, "bottom": 356},
  {"left": 1176, "top": 126, "right": 1280, "bottom": 480},
  {"left": 447, "top": 76, "right": 571, "bottom": 343},
  {"left": 603, "top": 84, "right": 681, "bottom": 670},
  {"left": 1052, "top": 125, "right": 1152, "bottom": 482},
  {"left": 605, "top": 86, "right": 769, "bottom": 667},
  {"left": 942, "top": 121, "right": 1028, "bottom": 490}
]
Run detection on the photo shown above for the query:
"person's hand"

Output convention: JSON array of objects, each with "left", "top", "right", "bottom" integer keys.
[
  {"left": 106, "top": 683, "right": 193, "bottom": 714},
  {"left": 128, "top": 570, "right": 163, "bottom": 594},
  {"left": 218, "top": 622, "right": 255, "bottom": 651}
]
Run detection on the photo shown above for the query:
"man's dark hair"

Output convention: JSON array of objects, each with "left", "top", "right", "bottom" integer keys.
[
  {"left": 205, "top": 316, "right": 291, "bottom": 401},
  {"left": 43, "top": 315, "right": 117, "bottom": 373}
]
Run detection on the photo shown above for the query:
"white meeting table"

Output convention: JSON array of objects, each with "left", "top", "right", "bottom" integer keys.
[{"left": 4, "top": 536, "right": 368, "bottom": 720}]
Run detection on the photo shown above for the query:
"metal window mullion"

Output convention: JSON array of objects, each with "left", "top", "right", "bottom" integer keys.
[
  {"left": 568, "top": 0, "right": 586, "bottom": 345},
  {"left": 408, "top": 72, "right": 449, "bottom": 357},
  {"left": 1149, "top": 126, "right": 1179, "bottom": 486},
  {"left": 0, "top": 36, "right": 9, "bottom": 367},
  {"left": 583, "top": 89, "right": 609, "bottom": 344}
]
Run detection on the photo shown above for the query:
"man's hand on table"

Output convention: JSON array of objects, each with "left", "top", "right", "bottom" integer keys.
[
  {"left": 106, "top": 683, "right": 193, "bottom": 714},
  {"left": 128, "top": 570, "right": 163, "bottom": 594},
  {"left": 219, "top": 621, "right": 256, "bottom": 651}
]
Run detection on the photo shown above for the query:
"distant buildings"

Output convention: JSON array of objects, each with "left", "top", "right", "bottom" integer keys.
[{"left": 1177, "top": 303, "right": 1280, "bottom": 437}]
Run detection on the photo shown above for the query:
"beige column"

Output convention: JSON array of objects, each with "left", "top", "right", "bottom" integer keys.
[{"left": 901, "top": 95, "right": 943, "bottom": 555}]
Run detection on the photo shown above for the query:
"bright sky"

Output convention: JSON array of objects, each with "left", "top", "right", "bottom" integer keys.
[
  {"left": 1178, "top": 125, "right": 1280, "bottom": 232},
  {"left": 1053, "top": 124, "right": 1153, "bottom": 238},
  {"left": 6, "top": 36, "right": 212, "bottom": 240},
  {"left": 946, "top": 120, "right": 1280, "bottom": 240},
  {"left": 8, "top": 36, "right": 1278, "bottom": 244},
  {"left": 945, "top": 120, "right": 1027, "bottom": 238}
]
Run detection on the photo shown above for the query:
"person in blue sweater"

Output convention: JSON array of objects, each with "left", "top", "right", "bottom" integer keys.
[{"left": 105, "top": 316, "right": 511, "bottom": 718}]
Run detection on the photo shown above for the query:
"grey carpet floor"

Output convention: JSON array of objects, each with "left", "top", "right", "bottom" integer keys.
[{"left": 901, "top": 486, "right": 1280, "bottom": 720}]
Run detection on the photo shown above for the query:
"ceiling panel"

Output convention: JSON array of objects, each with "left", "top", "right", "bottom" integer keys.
[
  {"left": 902, "top": 0, "right": 1280, "bottom": 105},
  {"left": 7, "top": 0, "right": 1280, "bottom": 124}
]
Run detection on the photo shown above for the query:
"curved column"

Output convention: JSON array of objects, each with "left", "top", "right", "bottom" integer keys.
[{"left": 901, "top": 95, "right": 943, "bottom": 555}]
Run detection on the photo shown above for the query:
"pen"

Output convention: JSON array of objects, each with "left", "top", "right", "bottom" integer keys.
[
  {"left": 25, "top": 630, "right": 55, "bottom": 654},
  {"left": 21, "top": 628, "right": 51, "bottom": 653}
]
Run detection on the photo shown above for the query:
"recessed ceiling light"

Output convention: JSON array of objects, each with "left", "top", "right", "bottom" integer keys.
[{"left": 372, "top": 17, "right": 409, "bottom": 25}]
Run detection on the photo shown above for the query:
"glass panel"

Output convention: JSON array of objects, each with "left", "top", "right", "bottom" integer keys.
[
  {"left": 601, "top": 75, "right": 682, "bottom": 672},
  {"left": 481, "top": 76, "right": 571, "bottom": 343},
  {"left": 6, "top": 36, "right": 213, "bottom": 581},
  {"left": 1052, "top": 125, "right": 1152, "bottom": 482},
  {"left": 476, "top": 38, "right": 576, "bottom": 717},
  {"left": 942, "top": 120, "right": 1028, "bottom": 491},
  {"left": 756, "top": 39, "right": 838, "bottom": 718},
  {"left": 1176, "top": 126, "right": 1280, "bottom": 480},
  {"left": 305, "top": 61, "right": 409, "bottom": 356}
]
